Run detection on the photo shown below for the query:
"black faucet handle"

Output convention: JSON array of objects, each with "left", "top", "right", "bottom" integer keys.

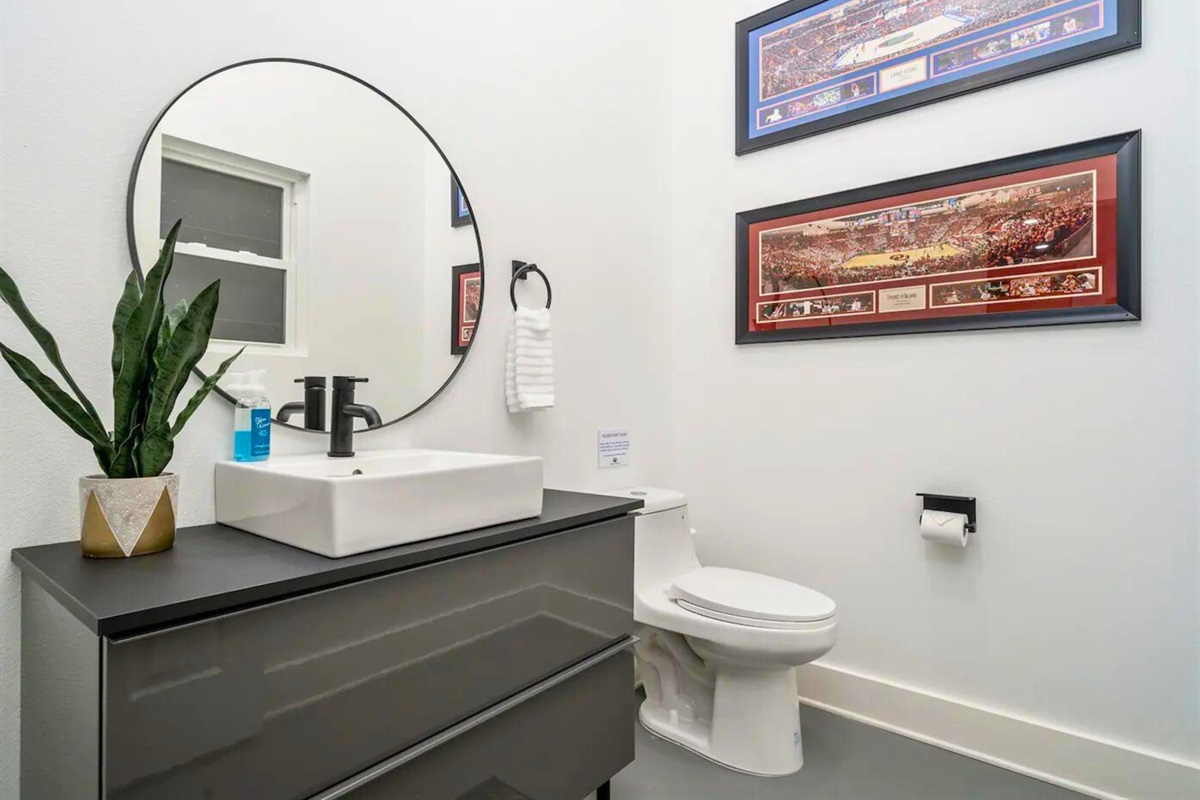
[
  {"left": 332, "top": 375, "right": 369, "bottom": 390},
  {"left": 328, "top": 376, "right": 372, "bottom": 457}
]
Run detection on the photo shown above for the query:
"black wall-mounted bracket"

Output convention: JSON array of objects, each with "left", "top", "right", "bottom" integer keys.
[
  {"left": 510, "top": 260, "right": 552, "bottom": 310},
  {"left": 916, "top": 493, "right": 977, "bottom": 533}
]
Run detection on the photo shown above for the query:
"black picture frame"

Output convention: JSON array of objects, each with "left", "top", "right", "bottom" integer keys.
[
  {"left": 736, "top": 130, "right": 1141, "bottom": 344},
  {"left": 451, "top": 175, "right": 473, "bottom": 228},
  {"left": 736, "top": 0, "right": 1141, "bottom": 155},
  {"left": 451, "top": 263, "right": 482, "bottom": 355}
]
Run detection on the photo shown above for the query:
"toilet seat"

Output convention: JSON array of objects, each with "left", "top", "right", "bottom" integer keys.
[
  {"left": 674, "top": 599, "right": 832, "bottom": 630},
  {"left": 668, "top": 567, "right": 836, "bottom": 627}
]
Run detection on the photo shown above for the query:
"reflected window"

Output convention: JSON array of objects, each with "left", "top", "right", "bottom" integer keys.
[{"left": 159, "top": 137, "right": 307, "bottom": 348}]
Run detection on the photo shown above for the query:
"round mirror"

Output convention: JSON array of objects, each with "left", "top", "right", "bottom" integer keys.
[{"left": 127, "top": 59, "right": 483, "bottom": 432}]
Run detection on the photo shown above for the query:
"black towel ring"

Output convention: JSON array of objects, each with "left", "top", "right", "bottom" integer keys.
[{"left": 510, "top": 263, "right": 552, "bottom": 310}]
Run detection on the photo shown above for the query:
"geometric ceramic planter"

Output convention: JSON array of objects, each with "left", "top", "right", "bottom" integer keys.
[{"left": 79, "top": 473, "right": 178, "bottom": 558}]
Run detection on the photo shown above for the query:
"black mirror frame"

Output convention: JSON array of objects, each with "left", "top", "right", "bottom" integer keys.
[{"left": 125, "top": 57, "right": 485, "bottom": 433}]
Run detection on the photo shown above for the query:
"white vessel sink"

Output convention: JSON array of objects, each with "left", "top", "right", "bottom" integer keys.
[{"left": 215, "top": 449, "right": 544, "bottom": 557}]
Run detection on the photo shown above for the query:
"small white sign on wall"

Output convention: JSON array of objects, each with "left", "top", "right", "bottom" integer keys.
[{"left": 598, "top": 429, "right": 631, "bottom": 468}]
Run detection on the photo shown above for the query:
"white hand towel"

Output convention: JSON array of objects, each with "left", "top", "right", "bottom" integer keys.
[{"left": 506, "top": 306, "right": 554, "bottom": 413}]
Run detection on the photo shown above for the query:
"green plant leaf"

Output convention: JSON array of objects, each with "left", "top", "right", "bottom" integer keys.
[
  {"left": 108, "top": 433, "right": 138, "bottom": 479},
  {"left": 152, "top": 297, "right": 189, "bottom": 383},
  {"left": 109, "top": 273, "right": 146, "bottom": 479},
  {"left": 0, "top": 342, "right": 113, "bottom": 452},
  {"left": 113, "top": 221, "right": 180, "bottom": 454},
  {"left": 93, "top": 443, "right": 115, "bottom": 476},
  {"left": 145, "top": 281, "right": 219, "bottom": 433},
  {"left": 0, "top": 264, "right": 106, "bottom": 432},
  {"left": 112, "top": 271, "right": 141, "bottom": 381},
  {"left": 160, "top": 299, "right": 188, "bottom": 348},
  {"left": 134, "top": 425, "right": 174, "bottom": 478},
  {"left": 171, "top": 347, "right": 244, "bottom": 438}
]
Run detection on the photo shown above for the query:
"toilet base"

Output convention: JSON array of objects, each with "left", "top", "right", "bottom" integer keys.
[{"left": 637, "top": 663, "right": 804, "bottom": 777}]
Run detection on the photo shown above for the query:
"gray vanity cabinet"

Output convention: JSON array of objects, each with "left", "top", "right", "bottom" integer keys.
[
  {"left": 15, "top": 489, "right": 640, "bottom": 800},
  {"left": 343, "top": 648, "right": 634, "bottom": 800}
]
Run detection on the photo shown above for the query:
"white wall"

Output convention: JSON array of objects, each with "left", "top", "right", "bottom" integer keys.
[
  {"left": 669, "top": 0, "right": 1198, "bottom": 776},
  {"left": 0, "top": 1, "right": 673, "bottom": 793}
]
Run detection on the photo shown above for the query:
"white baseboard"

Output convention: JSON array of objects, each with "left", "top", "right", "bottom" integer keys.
[{"left": 795, "top": 662, "right": 1200, "bottom": 800}]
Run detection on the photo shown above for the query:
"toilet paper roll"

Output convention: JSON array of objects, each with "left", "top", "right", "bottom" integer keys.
[{"left": 920, "top": 510, "right": 969, "bottom": 547}]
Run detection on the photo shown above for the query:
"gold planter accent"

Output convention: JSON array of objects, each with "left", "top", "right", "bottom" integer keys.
[{"left": 79, "top": 474, "right": 179, "bottom": 558}]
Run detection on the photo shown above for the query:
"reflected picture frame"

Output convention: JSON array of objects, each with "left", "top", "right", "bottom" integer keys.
[
  {"left": 735, "top": 131, "right": 1141, "bottom": 343},
  {"left": 736, "top": 0, "right": 1141, "bottom": 154},
  {"left": 451, "top": 175, "right": 473, "bottom": 228},
  {"left": 452, "top": 263, "right": 482, "bottom": 354}
]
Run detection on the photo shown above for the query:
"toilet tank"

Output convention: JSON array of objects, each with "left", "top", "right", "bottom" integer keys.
[{"left": 606, "top": 487, "right": 701, "bottom": 591}]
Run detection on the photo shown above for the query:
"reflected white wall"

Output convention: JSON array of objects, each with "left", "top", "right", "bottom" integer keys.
[{"left": 421, "top": 145, "right": 479, "bottom": 402}]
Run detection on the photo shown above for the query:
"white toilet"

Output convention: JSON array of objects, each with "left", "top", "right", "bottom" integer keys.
[{"left": 611, "top": 487, "right": 837, "bottom": 777}]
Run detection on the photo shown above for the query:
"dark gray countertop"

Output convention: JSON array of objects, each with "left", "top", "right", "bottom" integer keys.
[{"left": 11, "top": 488, "right": 641, "bottom": 637}]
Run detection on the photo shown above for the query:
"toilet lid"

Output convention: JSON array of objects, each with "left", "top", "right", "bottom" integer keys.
[{"left": 668, "top": 567, "right": 836, "bottom": 624}]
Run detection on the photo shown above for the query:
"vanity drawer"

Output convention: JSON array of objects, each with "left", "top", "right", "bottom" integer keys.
[
  {"left": 102, "top": 517, "right": 633, "bottom": 800},
  {"left": 338, "top": 646, "right": 635, "bottom": 800}
]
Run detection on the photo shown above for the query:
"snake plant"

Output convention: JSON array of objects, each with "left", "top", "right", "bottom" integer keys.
[{"left": 0, "top": 221, "right": 242, "bottom": 478}]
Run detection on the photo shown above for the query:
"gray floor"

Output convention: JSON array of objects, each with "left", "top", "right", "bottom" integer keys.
[{"left": 609, "top": 699, "right": 1088, "bottom": 800}]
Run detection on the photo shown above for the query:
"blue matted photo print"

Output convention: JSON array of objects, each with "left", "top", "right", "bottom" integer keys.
[
  {"left": 736, "top": 0, "right": 1140, "bottom": 154},
  {"left": 451, "top": 175, "right": 472, "bottom": 228}
]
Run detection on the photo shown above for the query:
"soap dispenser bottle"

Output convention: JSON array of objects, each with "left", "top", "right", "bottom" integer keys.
[{"left": 232, "top": 370, "right": 272, "bottom": 462}]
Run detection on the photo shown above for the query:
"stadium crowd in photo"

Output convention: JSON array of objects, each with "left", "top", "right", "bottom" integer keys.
[
  {"left": 930, "top": 267, "right": 1099, "bottom": 307},
  {"left": 463, "top": 277, "right": 481, "bottom": 325},
  {"left": 759, "top": 0, "right": 1092, "bottom": 102},
  {"left": 758, "top": 171, "right": 1095, "bottom": 296},
  {"left": 741, "top": 0, "right": 1121, "bottom": 145},
  {"left": 758, "top": 291, "right": 877, "bottom": 322}
]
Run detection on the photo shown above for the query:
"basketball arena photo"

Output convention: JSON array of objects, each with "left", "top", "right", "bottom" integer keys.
[
  {"left": 747, "top": 0, "right": 1115, "bottom": 137},
  {"left": 758, "top": 170, "right": 1095, "bottom": 297},
  {"left": 738, "top": 143, "right": 1130, "bottom": 335}
]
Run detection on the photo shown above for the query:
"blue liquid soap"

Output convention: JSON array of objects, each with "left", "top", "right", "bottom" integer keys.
[{"left": 230, "top": 370, "right": 272, "bottom": 462}]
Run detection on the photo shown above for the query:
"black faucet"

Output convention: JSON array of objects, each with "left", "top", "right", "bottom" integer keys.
[
  {"left": 276, "top": 376, "right": 327, "bottom": 431},
  {"left": 328, "top": 376, "right": 383, "bottom": 458}
]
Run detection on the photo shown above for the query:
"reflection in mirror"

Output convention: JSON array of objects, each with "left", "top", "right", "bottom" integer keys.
[{"left": 128, "top": 60, "right": 483, "bottom": 432}]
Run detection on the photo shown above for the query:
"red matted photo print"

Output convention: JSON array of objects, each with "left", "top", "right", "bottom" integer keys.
[
  {"left": 736, "top": 131, "right": 1140, "bottom": 343},
  {"left": 451, "top": 263, "right": 481, "bottom": 355}
]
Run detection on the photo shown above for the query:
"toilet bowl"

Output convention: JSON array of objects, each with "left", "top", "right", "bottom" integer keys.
[{"left": 609, "top": 487, "right": 836, "bottom": 777}]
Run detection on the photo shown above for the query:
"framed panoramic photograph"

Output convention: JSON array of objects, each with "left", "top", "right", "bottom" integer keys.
[
  {"left": 451, "top": 263, "right": 482, "bottom": 354},
  {"left": 735, "top": 131, "right": 1140, "bottom": 343},
  {"left": 736, "top": 0, "right": 1141, "bottom": 154},
  {"left": 451, "top": 175, "right": 472, "bottom": 228}
]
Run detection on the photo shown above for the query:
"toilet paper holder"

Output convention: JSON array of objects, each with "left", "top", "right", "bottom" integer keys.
[{"left": 916, "top": 493, "right": 977, "bottom": 533}]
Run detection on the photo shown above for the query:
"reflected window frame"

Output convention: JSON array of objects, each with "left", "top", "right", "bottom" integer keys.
[{"left": 160, "top": 134, "right": 310, "bottom": 358}]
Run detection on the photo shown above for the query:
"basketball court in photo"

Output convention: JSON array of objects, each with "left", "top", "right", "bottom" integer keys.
[
  {"left": 836, "top": 14, "right": 968, "bottom": 67},
  {"left": 838, "top": 241, "right": 965, "bottom": 270}
]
